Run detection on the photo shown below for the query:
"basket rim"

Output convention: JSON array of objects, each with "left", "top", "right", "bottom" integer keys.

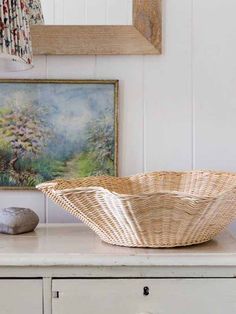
[
  {"left": 36, "top": 170, "right": 236, "bottom": 200},
  {"left": 52, "top": 187, "right": 220, "bottom": 200},
  {"left": 36, "top": 170, "right": 236, "bottom": 188}
]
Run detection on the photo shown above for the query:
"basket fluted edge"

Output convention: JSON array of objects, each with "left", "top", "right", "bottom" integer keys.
[{"left": 36, "top": 171, "right": 236, "bottom": 248}]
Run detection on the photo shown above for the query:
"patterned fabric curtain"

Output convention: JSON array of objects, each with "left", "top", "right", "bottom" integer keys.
[
  {"left": 27, "top": 0, "right": 44, "bottom": 25},
  {"left": 0, "top": 0, "right": 44, "bottom": 71}
]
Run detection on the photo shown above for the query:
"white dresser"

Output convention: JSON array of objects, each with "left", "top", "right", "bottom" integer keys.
[{"left": 0, "top": 224, "right": 236, "bottom": 314}]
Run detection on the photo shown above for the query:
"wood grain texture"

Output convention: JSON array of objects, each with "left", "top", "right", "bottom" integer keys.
[
  {"left": 31, "top": 25, "right": 158, "bottom": 55},
  {"left": 31, "top": 0, "right": 162, "bottom": 55},
  {"left": 133, "top": 0, "right": 162, "bottom": 53}
]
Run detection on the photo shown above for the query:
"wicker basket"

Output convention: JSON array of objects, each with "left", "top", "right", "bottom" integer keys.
[{"left": 37, "top": 171, "right": 236, "bottom": 248}]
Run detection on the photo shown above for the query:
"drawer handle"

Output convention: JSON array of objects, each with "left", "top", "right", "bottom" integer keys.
[
  {"left": 52, "top": 291, "right": 60, "bottom": 299},
  {"left": 143, "top": 286, "right": 150, "bottom": 296}
]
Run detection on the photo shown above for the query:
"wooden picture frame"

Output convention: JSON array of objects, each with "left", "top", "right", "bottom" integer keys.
[
  {"left": 31, "top": 0, "right": 162, "bottom": 55},
  {"left": 0, "top": 79, "right": 119, "bottom": 190}
]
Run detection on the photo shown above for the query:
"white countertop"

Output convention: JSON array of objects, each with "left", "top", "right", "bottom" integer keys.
[{"left": 0, "top": 224, "right": 236, "bottom": 267}]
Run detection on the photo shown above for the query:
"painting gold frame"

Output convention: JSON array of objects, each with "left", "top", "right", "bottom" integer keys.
[
  {"left": 31, "top": 0, "right": 162, "bottom": 55},
  {"left": 0, "top": 79, "right": 119, "bottom": 190}
]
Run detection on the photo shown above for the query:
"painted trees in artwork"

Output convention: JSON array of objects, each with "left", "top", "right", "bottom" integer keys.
[
  {"left": 0, "top": 104, "right": 50, "bottom": 186},
  {"left": 63, "top": 107, "right": 115, "bottom": 177},
  {"left": 0, "top": 103, "right": 115, "bottom": 186},
  {"left": 86, "top": 111, "right": 115, "bottom": 175},
  {"left": 0, "top": 84, "right": 116, "bottom": 187}
]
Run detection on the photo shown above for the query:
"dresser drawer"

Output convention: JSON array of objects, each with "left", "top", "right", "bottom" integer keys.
[
  {"left": 0, "top": 279, "right": 42, "bottom": 314},
  {"left": 52, "top": 278, "right": 236, "bottom": 314}
]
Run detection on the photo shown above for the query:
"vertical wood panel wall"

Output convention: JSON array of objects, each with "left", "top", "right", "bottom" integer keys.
[
  {"left": 41, "top": 0, "right": 133, "bottom": 25},
  {"left": 0, "top": 0, "right": 236, "bottom": 226}
]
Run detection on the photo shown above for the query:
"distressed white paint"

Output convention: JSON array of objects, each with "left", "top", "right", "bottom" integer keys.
[
  {"left": 1, "top": 225, "right": 236, "bottom": 314},
  {"left": 2, "top": 224, "right": 236, "bottom": 267},
  {"left": 0, "top": 0, "right": 235, "bottom": 226}
]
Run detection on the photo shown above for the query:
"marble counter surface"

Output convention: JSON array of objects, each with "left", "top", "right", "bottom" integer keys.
[{"left": 0, "top": 224, "right": 236, "bottom": 267}]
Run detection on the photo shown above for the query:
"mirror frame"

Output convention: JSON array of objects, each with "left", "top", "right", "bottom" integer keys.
[{"left": 31, "top": 0, "right": 162, "bottom": 55}]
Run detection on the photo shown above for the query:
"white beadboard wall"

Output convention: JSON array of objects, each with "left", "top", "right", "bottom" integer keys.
[{"left": 0, "top": 0, "right": 236, "bottom": 227}]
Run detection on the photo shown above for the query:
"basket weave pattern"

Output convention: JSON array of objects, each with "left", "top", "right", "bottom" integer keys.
[{"left": 37, "top": 171, "right": 236, "bottom": 248}]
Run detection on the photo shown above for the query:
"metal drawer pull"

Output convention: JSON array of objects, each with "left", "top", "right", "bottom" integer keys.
[
  {"left": 52, "top": 291, "right": 60, "bottom": 299},
  {"left": 143, "top": 286, "right": 150, "bottom": 296}
]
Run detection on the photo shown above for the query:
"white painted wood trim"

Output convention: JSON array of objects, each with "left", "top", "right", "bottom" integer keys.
[{"left": 43, "top": 278, "right": 52, "bottom": 314}]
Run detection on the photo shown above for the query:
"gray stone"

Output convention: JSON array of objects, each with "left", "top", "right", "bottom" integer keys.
[{"left": 0, "top": 207, "right": 39, "bottom": 235}]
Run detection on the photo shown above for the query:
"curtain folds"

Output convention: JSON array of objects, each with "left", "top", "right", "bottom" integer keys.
[{"left": 0, "top": 0, "right": 44, "bottom": 71}]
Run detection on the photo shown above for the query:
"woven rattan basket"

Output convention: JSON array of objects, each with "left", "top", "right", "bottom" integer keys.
[{"left": 37, "top": 171, "right": 236, "bottom": 248}]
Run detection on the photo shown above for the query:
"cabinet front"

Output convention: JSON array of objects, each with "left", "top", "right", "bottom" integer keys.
[
  {"left": 0, "top": 279, "right": 42, "bottom": 314},
  {"left": 52, "top": 278, "right": 236, "bottom": 314}
]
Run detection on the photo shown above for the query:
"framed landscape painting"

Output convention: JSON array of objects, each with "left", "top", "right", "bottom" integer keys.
[{"left": 0, "top": 80, "right": 118, "bottom": 189}]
